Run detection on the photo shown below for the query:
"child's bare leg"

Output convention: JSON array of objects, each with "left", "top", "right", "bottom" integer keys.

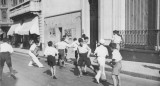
[
  {"left": 117, "top": 75, "right": 121, "bottom": 86},
  {"left": 78, "top": 66, "right": 82, "bottom": 76},
  {"left": 50, "top": 67, "right": 54, "bottom": 77},
  {"left": 112, "top": 75, "right": 117, "bottom": 86},
  {"left": 0, "top": 67, "right": 3, "bottom": 86},
  {"left": 53, "top": 66, "right": 56, "bottom": 76}
]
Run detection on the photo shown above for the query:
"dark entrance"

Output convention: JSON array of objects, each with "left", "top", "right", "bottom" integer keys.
[{"left": 89, "top": 0, "right": 98, "bottom": 52}]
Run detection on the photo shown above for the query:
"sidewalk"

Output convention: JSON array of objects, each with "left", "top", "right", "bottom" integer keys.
[{"left": 13, "top": 48, "right": 160, "bottom": 81}]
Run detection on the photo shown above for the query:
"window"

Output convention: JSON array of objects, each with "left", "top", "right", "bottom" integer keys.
[
  {"left": 19, "top": 0, "right": 24, "bottom": 3},
  {"left": 12, "top": 0, "right": 17, "bottom": 6},
  {"left": 1, "top": 0, "right": 6, "bottom": 5},
  {"left": 1, "top": 9, "right": 7, "bottom": 22}
]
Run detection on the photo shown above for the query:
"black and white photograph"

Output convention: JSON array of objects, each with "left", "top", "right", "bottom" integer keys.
[{"left": 0, "top": 0, "right": 160, "bottom": 86}]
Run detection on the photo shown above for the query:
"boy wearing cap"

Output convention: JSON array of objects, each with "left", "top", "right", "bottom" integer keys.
[
  {"left": 94, "top": 39, "right": 109, "bottom": 83},
  {"left": 109, "top": 43, "right": 122, "bottom": 86}
]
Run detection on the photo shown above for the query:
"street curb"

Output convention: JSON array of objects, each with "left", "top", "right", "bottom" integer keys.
[
  {"left": 105, "top": 67, "right": 160, "bottom": 81},
  {"left": 121, "top": 48, "right": 159, "bottom": 54},
  {"left": 14, "top": 51, "right": 160, "bottom": 81}
]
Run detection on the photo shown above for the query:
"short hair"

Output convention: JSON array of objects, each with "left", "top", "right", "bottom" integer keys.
[
  {"left": 109, "top": 43, "right": 117, "bottom": 49},
  {"left": 84, "top": 37, "right": 89, "bottom": 40},
  {"left": 113, "top": 30, "right": 119, "bottom": 34},
  {"left": 48, "top": 41, "right": 53, "bottom": 46},
  {"left": 82, "top": 34, "right": 86, "bottom": 38},
  {"left": 61, "top": 37, "right": 65, "bottom": 41},
  {"left": 73, "top": 38, "right": 77, "bottom": 41},
  {"left": 78, "top": 38, "right": 83, "bottom": 43},
  {"left": 34, "top": 40, "right": 39, "bottom": 43},
  {"left": 63, "top": 35, "right": 66, "bottom": 38}
]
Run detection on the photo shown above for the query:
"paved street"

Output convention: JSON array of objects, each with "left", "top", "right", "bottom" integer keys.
[{"left": 1, "top": 52, "right": 160, "bottom": 86}]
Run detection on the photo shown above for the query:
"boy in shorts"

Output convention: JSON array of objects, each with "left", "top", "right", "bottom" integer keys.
[
  {"left": 109, "top": 43, "right": 122, "bottom": 86},
  {"left": 0, "top": 38, "right": 16, "bottom": 85},
  {"left": 77, "top": 38, "right": 95, "bottom": 77},
  {"left": 55, "top": 38, "right": 70, "bottom": 68},
  {"left": 44, "top": 41, "right": 58, "bottom": 79}
]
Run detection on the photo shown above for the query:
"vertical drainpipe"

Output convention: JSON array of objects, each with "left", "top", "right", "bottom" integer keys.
[{"left": 157, "top": 0, "right": 160, "bottom": 51}]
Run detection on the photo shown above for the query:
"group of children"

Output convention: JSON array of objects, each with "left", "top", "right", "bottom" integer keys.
[{"left": 27, "top": 30, "right": 123, "bottom": 86}]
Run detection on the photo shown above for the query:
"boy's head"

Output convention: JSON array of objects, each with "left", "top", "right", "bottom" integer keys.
[
  {"left": 84, "top": 37, "right": 89, "bottom": 43},
  {"left": 78, "top": 38, "right": 83, "bottom": 45},
  {"left": 82, "top": 34, "right": 86, "bottom": 38},
  {"left": 109, "top": 43, "right": 117, "bottom": 50},
  {"left": 113, "top": 30, "right": 119, "bottom": 35},
  {"left": 48, "top": 41, "right": 53, "bottom": 47},
  {"left": 73, "top": 38, "right": 77, "bottom": 41}
]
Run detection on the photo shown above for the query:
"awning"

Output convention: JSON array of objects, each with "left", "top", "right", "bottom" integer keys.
[
  {"left": 18, "top": 17, "right": 40, "bottom": 35},
  {"left": 7, "top": 23, "right": 19, "bottom": 35}
]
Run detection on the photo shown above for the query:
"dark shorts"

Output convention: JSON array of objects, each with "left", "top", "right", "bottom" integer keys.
[
  {"left": 78, "top": 53, "right": 91, "bottom": 67},
  {"left": 47, "top": 55, "right": 56, "bottom": 66},
  {"left": 58, "top": 49, "right": 65, "bottom": 60},
  {"left": 112, "top": 61, "right": 122, "bottom": 75},
  {"left": 0, "top": 52, "right": 12, "bottom": 68}
]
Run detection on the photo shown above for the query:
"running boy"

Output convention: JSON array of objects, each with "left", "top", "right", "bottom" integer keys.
[
  {"left": 44, "top": 41, "right": 58, "bottom": 79},
  {"left": 77, "top": 38, "right": 95, "bottom": 77},
  {"left": 70, "top": 38, "right": 79, "bottom": 67},
  {"left": 109, "top": 43, "right": 122, "bottom": 86},
  {"left": 94, "top": 39, "right": 109, "bottom": 83},
  {"left": 0, "top": 38, "right": 16, "bottom": 85},
  {"left": 28, "top": 40, "right": 44, "bottom": 68},
  {"left": 55, "top": 38, "right": 70, "bottom": 68}
]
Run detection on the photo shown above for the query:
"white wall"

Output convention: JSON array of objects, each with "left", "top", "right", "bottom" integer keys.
[
  {"left": 42, "top": 0, "right": 81, "bottom": 17},
  {"left": 99, "top": 0, "right": 125, "bottom": 44},
  {"left": 81, "top": 0, "right": 90, "bottom": 40}
]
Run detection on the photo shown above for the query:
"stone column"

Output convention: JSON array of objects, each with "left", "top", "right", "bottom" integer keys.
[{"left": 81, "top": 0, "right": 90, "bottom": 39}]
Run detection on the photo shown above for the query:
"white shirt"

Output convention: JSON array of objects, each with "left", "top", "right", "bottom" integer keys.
[
  {"left": 78, "top": 44, "right": 91, "bottom": 53},
  {"left": 112, "top": 49, "right": 122, "bottom": 62},
  {"left": 29, "top": 43, "right": 37, "bottom": 51},
  {"left": 55, "top": 41, "right": 70, "bottom": 49},
  {"left": 44, "top": 46, "right": 58, "bottom": 56},
  {"left": 94, "top": 45, "right": 108, "bottom": 57},
  {"left": 112, "top": 34, "right": 122, "bottom": 44},
  {"left": 70, "top": 41, "right": 79, "bottom": 51},
  {"left": 0, "top": 42, "right": 13, "bottom": 53}
]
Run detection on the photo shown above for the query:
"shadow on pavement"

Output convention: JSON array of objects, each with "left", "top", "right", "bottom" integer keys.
[
  {"left": 143, "top": 65, "right": 160, "bottom": 70},
  {"left": 43, "top": 70, "right": 52, "bottom": 76},
  {"left": 70, "top": 67, "right": 79, "bottom": 76},
  {"left": 101, "top": 80, "right": 112, "bottom": 86},
  {"left": 2, "top": 73, "right": 17, "bottom": 86},
  {"left": 92, "top": 78, "right": 112, "bottom": 86}
]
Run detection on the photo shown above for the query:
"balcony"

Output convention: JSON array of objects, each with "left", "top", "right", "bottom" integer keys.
[{"left": 9, "top": 0, "right": 41, "bottom": 18}]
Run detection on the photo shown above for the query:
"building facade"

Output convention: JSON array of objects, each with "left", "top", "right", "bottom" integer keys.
[
  {"left": 7, "top": 0, "right": 160, "bottom": 51},
  {"left": 0, "top": 0, "right": 12, "bottom": 40},
  {"left": 8, "top": 0, "right": 41, "bottom": 49}
]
